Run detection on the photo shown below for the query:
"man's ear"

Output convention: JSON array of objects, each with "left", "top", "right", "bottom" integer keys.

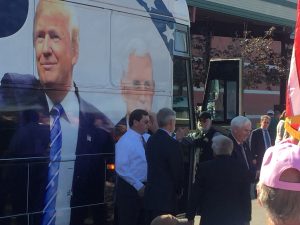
[
  {"left": 71, "top": 34, "right": 79, "bottom": 65},
  {"left": 71, "top": 44, "right": 79, "bottom": 65},
  {"left": 132, "top": 119, "right": 139, "bottom": 128},
  {"left": 165, "top": 119, "right": 173, "bottom": 130}
]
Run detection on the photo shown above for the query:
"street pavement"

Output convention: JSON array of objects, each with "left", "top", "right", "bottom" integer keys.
[
  {"left": 193, "top": 199, "right": 267, "bottom": 225},
  {"left": 251, "top": 199, "right": 267, "bottom": 225}
]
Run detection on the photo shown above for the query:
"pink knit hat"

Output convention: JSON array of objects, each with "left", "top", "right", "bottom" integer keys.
[{"left": 259, "top": 143, "right": 300, "bottom": 191}]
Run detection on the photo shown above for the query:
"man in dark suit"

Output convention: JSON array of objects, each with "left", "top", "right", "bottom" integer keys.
[
  {"left": 250, "top": 115, "right": 271, "bottom": 171},
  {"left": 144, "top": 108, "right": 184, "bottom": 225},
  {"left": 228, "top": 116, "right": 256, "bottom": 225},
  {"left": 0, "top": 1, "right": 114, "bottom": 224},
  {"left": 186, "top": 135, "right": 250, "bottom": 225}
]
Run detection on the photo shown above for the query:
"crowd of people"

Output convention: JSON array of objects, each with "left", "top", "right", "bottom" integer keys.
[{"left": 115, "top": 108, "right": 300, "bottom": 225}]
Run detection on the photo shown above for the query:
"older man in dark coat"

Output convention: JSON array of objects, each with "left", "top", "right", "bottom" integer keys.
[{"left": 186, "top": 135, "right": 250, "bottom": 225}]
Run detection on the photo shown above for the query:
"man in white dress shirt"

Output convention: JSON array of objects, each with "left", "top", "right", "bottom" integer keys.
[{"left": 115, "top": 109, "right": 150, "bottom": 225}]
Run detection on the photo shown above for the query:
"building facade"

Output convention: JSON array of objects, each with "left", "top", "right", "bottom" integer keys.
[{"left": 187, "top": 0, "right": 296, "bottom": 124}]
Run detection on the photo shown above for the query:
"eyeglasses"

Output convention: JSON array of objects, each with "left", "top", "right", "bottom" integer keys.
[{"left": 123, "top": 79, "right": 155, "bottom": 90}]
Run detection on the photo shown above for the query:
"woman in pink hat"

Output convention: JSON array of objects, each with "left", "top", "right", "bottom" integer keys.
[{"left": 257, "top": 143, "right": 300, "bottom": 225}]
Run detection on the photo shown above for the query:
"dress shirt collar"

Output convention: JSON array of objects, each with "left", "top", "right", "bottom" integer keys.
[
  {"left": 125, "top": 115, "right": 129, "bottom": 128},
  {"left": 128, "top": 128, "right": 144, "bottom": 137},
  {"left": 45, "top": 86, "right": 79, "bottom": 124},
  {"left": 231, "top": 133, "right": 242, "bottom": 145}
]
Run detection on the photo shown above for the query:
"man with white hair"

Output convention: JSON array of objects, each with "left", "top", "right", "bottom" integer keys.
[
  {"left": 229, "top": 116, "right": 254, "bottom": 171},
  {"left": 229, "top": 116, "right": 256, "bottom": 225},
  {"left": 186, "top": 135, "right": 250, "bottom": 225}
]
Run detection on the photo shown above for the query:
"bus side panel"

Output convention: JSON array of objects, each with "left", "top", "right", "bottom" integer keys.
[{"left": 110, "top": 10, "right": 173, "bottom": 114}]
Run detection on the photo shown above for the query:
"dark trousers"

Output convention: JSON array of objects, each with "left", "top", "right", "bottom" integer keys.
[{"left": 116, "top": 177, "right": 145, "bottom": 225}]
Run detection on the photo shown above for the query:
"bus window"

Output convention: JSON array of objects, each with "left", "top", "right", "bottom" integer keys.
[
  {"left": 174, "top": 24, "right": 189, "bottom": 57},
  {"left": 0, "top": 1, "right": 29, "bottom": 38},
  {"left": 174, "top": 30, "right": 188, "bottom": 53},
  {"left": 226, "top": 81, "right": 237, "bottom": 120},
  {"left": 206, "top": 79, "right": 224, "bottom": 121},
  {"left": 173, "top": 57, "right": 191, "bottom": 127},
  {"left": 202, "top": 58, "right": 242, "bottom": 123},
  {"left": 173, "top": 23, "right": 193, "bottom": 128}
]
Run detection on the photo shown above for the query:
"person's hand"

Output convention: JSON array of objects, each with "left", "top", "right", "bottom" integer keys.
[{"left": 138, "top": 185, "right": 145, "bottom": 197}]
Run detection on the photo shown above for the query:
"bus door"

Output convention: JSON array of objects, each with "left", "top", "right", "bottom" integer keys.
[{"left": 202, "top": 58, "right": 243, "bottom": 126}]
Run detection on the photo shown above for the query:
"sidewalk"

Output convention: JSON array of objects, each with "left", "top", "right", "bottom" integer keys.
[
  {"left": 192, "top": 200, "right": 266, "bottom": 225},
  {"left": 251, "top": 199, "right": 267, "bottom": 225}
]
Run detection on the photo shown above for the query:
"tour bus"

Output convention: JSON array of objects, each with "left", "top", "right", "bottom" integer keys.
[{"left": 0, "top": 0, "right": 194, "bottom": 224}]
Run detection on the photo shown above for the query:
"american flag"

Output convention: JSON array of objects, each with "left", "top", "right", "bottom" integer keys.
[
  {"left": 136, "top": 0, "right": 175, "bottom": 55},
  {"left": 285, "top": 0, "right": 300, "bottom": 140}
]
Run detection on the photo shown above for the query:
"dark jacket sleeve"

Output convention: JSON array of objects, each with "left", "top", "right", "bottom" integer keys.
[
  {"left": 167, "top": 139, "right": 184, "bottom": 195},
  {"left": 243, "top": 141, "right": 257, "bottom": 182},
  {"left": 250, "top": 129, "right": 259, "bottom": 160},
  {"left": 186, "top": 164, "right": 205, "bottom": 221},
  {"left": 240, "top": 166, "right": 252, "bottom": 221}
]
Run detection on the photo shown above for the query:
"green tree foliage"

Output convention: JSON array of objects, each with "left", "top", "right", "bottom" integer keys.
[{"left": 191, "top": 27, "right": 292, "bottom": 89}]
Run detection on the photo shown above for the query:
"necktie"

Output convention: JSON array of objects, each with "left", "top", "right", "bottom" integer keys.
[
  {"left": 42, "top": 104, "right": 63, "bottom": 225},
  {"left": 263, "top": 129, "right": 271, "bottom": 149},
  {"left": 141, "top": 135, "right": 147, "bottom": 150},
  {"left": 240, "top": 144, "right": 249, "bottom": 169}
]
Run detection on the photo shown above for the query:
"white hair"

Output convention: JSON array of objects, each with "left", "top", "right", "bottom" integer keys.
[
  {"left": 212, "top": 135, "right": 233, "bottom": 156},
  {"left": 122, "top": 38, "right": 152, "bottom": 76},
  {"left": 157, "top": 108, "right": 176, "bottom": 128},
  {"left": 230, "top": 116, "right": 251, "bottom": 130}
]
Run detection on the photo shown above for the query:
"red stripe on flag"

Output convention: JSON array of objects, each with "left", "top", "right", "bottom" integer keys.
[
  {"left": 294, "top": 1, "right": 300, "bottom": 89},
  {"left": 285, "top": 0, "right": 300, "bottom": 139}
]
